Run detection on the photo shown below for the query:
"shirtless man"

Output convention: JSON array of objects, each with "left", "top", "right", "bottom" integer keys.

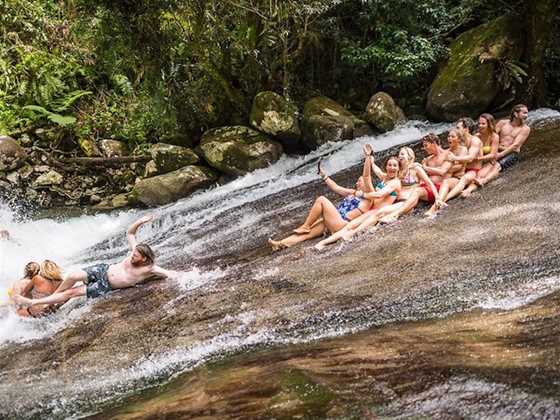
[
  {"left": 380, "top": 132, "right": 465, "bottom": 222},
  {"left": 8, "top": 262, "right": 39, "bottom": 317},
  {"left": 473, "top": 104, "right": 531, "bottom": 186},
  {"left": 14, "top": 215, "right": 177, "bottom": 308},
  {"left": 426, "top": 118, "right": 482, "bottom": 215}
]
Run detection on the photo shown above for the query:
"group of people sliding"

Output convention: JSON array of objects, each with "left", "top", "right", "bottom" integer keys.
[
  {"left": 269, "top": 104, "right": 531, "bottom": 251},
  {"left": 8, "top": 215, "right": 177, "bottom": 317}
]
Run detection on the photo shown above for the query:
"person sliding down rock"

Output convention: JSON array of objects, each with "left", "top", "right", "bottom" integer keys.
[{"left": 14, "top": 215, "right": 178, "bottom": 308}]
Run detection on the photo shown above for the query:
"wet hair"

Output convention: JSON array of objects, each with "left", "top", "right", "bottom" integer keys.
[
  {"left": 421, "top": 133, "right": 440, "bottom": 145},
  {"left": 24, "top": 262, "right": 40, "bottom": 279},
  {"left": 40, "top": 260, "right": 63, "bottom": 282},
  {"left": 479, "top": 113, "right": 496, "bottom": 134},
  {"left": 456, "top": 117, "right": 476, "bottom": 134},
  {"left": 135, "top": 243, "right": 155, "bottom": 265},
  {"left": 448, "top": 128, "right": 466, "bottom": 145},
  {"left": 510, "top": 104, "right": 527, "bottom": 121}
]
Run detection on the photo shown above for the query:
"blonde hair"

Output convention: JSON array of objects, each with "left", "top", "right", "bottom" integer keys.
[
  {"left": 448, "top": 128, "right": 466, "bottom": 145},
  {"left": 24, "top": 262, "right": 40, "bottom": 279},
  {"left": 398, "top": 147, "right": 415, "bottom": 178},
  {"left": 40, "top": 260, "right": 63, "bottom": 282}
]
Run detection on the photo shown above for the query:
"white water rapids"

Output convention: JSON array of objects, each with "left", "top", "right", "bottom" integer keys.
[{"left": 0, "top": 109, "right": 559, "bottom": 345}]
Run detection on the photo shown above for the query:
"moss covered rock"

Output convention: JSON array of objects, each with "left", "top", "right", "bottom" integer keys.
[
  {"left": 150, "top": 143, "right": 199, "bottom": 175},
  {"left": 365, "top": 92, "right": 406, "bottom": 132},
  {"left": 426, "top": 15, "right": 524, "bottom": 121},
  {"left": 131, "top": 165, "right": 217, "bottom": 206},
  {"left": 199, "top": 126, "right": 283, "bottom": 176},
  {"left": 250, "top": 91, "right": 301, "bottom": 150},
  {"left": 302, "top": 96, "right": 370, "bottom": 149},
  {"left": 99, "top": 139, "right": 129, "bottom": 157},
  {"left": 78, "top": 138, "right": 100, "bottom": 157}
]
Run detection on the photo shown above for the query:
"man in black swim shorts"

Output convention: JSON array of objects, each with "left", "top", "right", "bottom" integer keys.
[{"left": 14, "top": 215, "right": 178, "bottom": 308}]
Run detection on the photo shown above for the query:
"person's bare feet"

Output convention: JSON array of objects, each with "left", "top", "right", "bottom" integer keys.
[
  {"left": 293, "top": 225, "right": 311, "bottom": 234},
  {"left": 342, "top": 230, "right": 355, "bottom": 241},
  {"left": 461, "top": 189, "right": 473, "bottom": 198},
  {"left": 424, "top": 205, "right": 438, "bottom": 218},
  {"left": 379, "top": 214, "right": 398, "bottom": 224},
  {"left": 314, "top": 242, "right": 327, "bottom": 251},
  {"left": 269, "top": 238, "right": 289, "bottom": 252},
  {"left": 13, "top": 295, "right": 32, "bottom": 307}
]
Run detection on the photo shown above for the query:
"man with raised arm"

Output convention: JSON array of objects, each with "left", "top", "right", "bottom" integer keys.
[
  {"left": 14, "top": 215, "right": 177, "bottom": 308},
  {"left": 473, "top": 104, "right": 531, "bottom": 186}
]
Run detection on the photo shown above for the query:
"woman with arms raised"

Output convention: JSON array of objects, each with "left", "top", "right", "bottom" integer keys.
[
  {"left": 315, "top": 146, "right": 435, "bottom": 249},
  {"left": 269, "top": 146, "right": 399, "bottom": 250}
]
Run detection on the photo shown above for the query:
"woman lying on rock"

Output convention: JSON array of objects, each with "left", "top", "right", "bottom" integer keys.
[
  {"left": 10, "top": 260, "right": 63, "bottom": 317},
  {"left": 269, "top": 145, "right": 401, "bottom": 251},
  {"left": 315, "top": 145, "right": 437, "bottom": 249}
]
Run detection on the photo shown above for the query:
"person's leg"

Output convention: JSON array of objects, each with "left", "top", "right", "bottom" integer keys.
[
  {"left": 444, "top": 173, "right": 475, "bottom": 202},
  {"left": 475, "top": 162, "right": 501, "bottom": 186},
  {"left": 315, "top": 211, "right": 373, "bottom": 249},
  {"left": 294, "top": 196, "right": 332, "bottom": 234},
  {"left": 380, "top": 189, "right": 422, "bottom": 223},
  {"left": 54, "top": 270, "right": 88, "bottom": 293},
  {"left": 14, "top": 285, "right": 86, "bottom": 307},
  {"left": 269, "top": 223, "right": 325, "bottom": 250}
]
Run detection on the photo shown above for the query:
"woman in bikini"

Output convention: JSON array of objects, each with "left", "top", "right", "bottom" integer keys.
[
  {"left": 269, "top": 146, "right": 399, "bottom": 250},
  {"left": 14, "top": 260, "right": 63, "bottom": 317},
  {"left": 461, "top": 113, "right": 499, "bottom": 197},
  {"left": 315, "top": 146, "right": 436, "bottom": 249},
  {"left": 8, "top": 262, "right": 40, "bottom": 317}
]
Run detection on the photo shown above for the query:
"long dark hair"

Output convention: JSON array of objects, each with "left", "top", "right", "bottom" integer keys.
[
  {"left": 479, "top": 113, "right": 496, "bottom": 134},
  {"left": 136, "top": 243, "right": 155, "bottom": 265}
]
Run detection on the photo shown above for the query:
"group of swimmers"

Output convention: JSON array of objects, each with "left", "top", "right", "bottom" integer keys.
[
  {"left": 269, "top": 104, "right": 531, "bottom": 251},
  {"left": 8, "top": 214, "right": 177, "bottom": 317}
]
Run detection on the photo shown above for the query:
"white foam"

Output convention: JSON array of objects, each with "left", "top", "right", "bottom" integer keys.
[{"left": 476, "top": 276, "right": 560, "bottom": 310}]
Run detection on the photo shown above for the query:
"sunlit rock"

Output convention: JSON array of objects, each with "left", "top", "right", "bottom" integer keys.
[
  {"left": 131, "top": 165, "right": 217, "bottom": 206},
  {"left": 365, "top": 92, "right": 406, "bottom": 132},
  {"left": 199, "top": 126, "right": 283, "bottom": 176},
  {"left": 250, "top": 91, "right": 301, "bottom": 151}
]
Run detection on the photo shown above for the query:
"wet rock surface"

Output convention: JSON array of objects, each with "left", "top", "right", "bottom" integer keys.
[{"left": 1, "top": 116, "right": 560, "bottom": 418}]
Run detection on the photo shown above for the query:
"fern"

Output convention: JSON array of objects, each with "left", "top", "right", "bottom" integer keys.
[{"left": 23, "top": 104, "right": 76, "bottom": 127}]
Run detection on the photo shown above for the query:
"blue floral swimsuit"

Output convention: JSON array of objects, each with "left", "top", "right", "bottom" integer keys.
[{"left": 336, "top": 196, "right": 362, "bottom": 221}]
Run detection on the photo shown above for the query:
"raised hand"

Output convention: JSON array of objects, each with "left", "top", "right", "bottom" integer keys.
[
  {"left": 137, "top": 214, "right": 154, "bottom": 224},
  {"left": 318, "top": 161, "right": 327, "bottom": 179},
  {"left": 364, "top": 144, "right": 374, "bottom": 157}
]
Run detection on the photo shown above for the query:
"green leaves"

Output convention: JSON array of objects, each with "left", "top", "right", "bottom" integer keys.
[{"left": 22, "top": 105, "right": 77, "bottom": 127}]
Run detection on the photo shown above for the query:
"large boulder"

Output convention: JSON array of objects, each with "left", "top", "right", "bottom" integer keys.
[
  {"left": 302, "top": 96, "right": 371, "bottom": 149},
  {"left": 250, "top": 91, "right": 301, "bottom": 150},
  {"left": 0, "top": 135, "right": 26, "bottom": 171},
  {"left": 365, "top": 92, "right": 406, "bottom": 132},
  {"left": 199, "top": 126, "right": 283, "bottom": 176},
  {"left": 426, "top": 15, "right": 524, "bottom": 121},
  {"left": 0, "top": 136, "right": 25, "bottom": 158},
  {"left": 149, "top": 143, "right": 199, "bottom": 175},
  {"left": 130, "top": 165, "right": 217, "bottom": 206}
]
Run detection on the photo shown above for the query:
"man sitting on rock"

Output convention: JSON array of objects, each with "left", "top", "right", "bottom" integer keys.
[
  {"left": 472, "top": 104, "right": 531, "bottom": 187},
  {"left": 14, "top": 215, "right": 177, "bottom": 308}
]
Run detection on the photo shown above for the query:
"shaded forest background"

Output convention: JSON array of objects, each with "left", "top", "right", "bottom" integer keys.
[{"left": 1, "top": 0, "right": 559, "bottom": 149}]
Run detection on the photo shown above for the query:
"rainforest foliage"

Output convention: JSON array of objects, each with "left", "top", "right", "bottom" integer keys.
[{"left": 0, "top": 0, "right": 558, "bottom": 146}]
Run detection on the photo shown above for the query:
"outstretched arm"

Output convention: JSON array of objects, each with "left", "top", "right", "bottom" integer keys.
[
  {"left": 318, "top": 164, "right": 356, "bottom": 196},
  {"left": 151, "top": 265, "right": 179, "bottom": 280},
  {"left": 127, "top": 215, "right": 153, "bottom": 249},
  {"left": 448, "top": 138, "right": 481, "bottom": 163},
  {"left": 360, "top": 179, "right": 400, "bottom": 199},
  {"left": 423, "top": 160, "right": 452, "bottom": 177},
  {"left": 478, "top": 133, "right": 500, "bottom": 162}
]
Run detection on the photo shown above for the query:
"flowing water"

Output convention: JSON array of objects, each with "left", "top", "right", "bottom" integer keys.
[{"left": 1, "top": 110, "right": 560, "bottom": 419}]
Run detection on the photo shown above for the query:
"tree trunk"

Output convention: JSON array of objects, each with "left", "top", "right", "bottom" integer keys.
[{"left": 521, "top": 0, "right": 560, "bottom": 107}]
